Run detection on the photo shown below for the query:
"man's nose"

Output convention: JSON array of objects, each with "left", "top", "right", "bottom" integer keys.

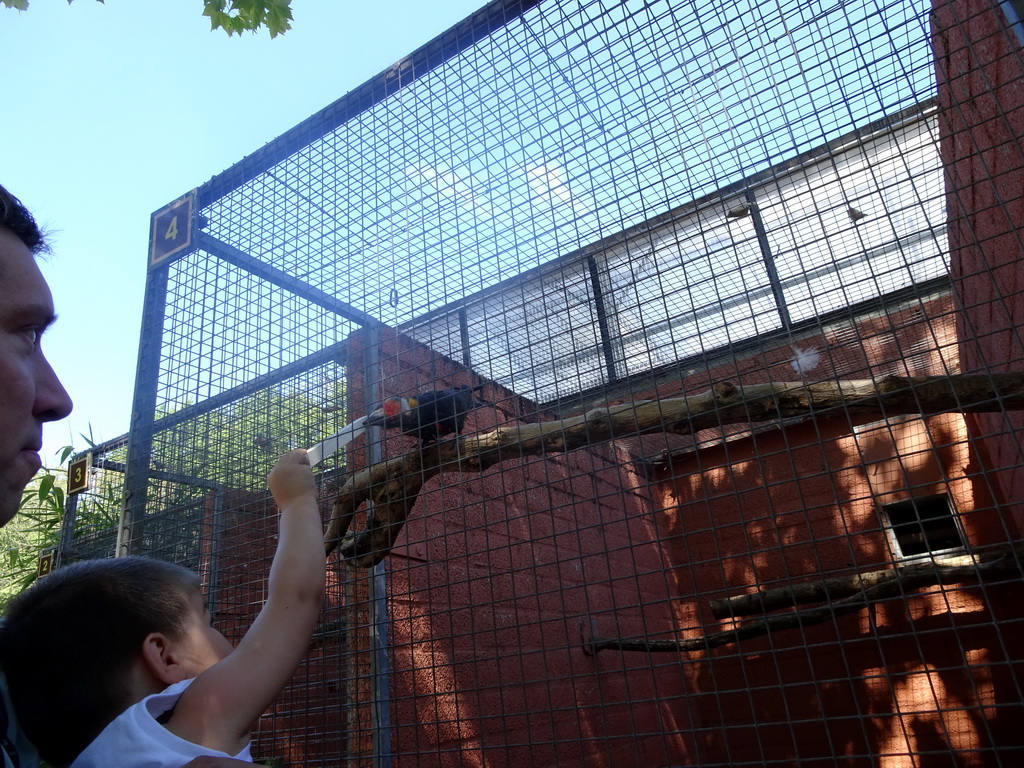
[{"left": 34, "top": 355, "right": 73, "bottom": 422}]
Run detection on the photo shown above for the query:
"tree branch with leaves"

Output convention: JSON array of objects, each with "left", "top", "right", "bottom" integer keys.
[{"left": 2, "top": 0, "right": 294, "bottom": 37}]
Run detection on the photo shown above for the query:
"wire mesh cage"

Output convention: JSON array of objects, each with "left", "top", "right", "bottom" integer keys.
[{"left": 59, "top": 0, "right": 1024, "bottom": 765}]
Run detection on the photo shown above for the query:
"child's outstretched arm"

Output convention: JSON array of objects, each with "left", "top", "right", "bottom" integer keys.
[{"left": 168, "top": 449, "right": 326, "bottom": 754}]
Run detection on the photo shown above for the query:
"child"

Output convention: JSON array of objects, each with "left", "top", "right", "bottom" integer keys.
[{"left": 0, "top": 449, "right": 325, "bottom": 768}]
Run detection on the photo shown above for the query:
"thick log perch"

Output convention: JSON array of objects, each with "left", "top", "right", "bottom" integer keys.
[
  {"left": 583, "top": 546, "right": 1022, "bottom": 654},
  {"left": 325, "top": 372, "right": 1024, "bottom": 567},
  {"left": 709, "top": 550, "right": 1016, "bottom": 619}
]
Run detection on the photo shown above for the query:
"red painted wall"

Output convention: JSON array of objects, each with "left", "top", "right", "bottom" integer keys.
[
  {"left": 653, "top": 417, "right": 1023, "bottom": 764},
  {"left": 642, "top": 297, "right": 1024, "bottom": 764},
  {"left": 934, "top": 0, "right": 1024, "bottom": 535}
]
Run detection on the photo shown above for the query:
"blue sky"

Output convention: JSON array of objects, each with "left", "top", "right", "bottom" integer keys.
[{"left": 1, "top": 0, "right": 483, "bottom": 465}]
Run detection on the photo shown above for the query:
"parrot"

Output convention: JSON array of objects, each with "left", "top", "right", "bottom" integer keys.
[{"left": 365, "top": 385, "right": 486, "bottom": 443}]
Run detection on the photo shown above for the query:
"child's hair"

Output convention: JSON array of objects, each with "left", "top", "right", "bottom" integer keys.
[{"left": 0, "top": 556, "right": 202, "bottom": 766}]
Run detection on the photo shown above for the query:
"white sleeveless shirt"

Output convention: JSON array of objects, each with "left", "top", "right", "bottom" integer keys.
[{"left": 71, "top": 679, "right": 252, "bottom": 768}]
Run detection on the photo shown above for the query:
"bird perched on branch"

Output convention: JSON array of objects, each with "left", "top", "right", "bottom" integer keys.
[{"left": 365, "top": 385, "right": 486, "bottom": 444}]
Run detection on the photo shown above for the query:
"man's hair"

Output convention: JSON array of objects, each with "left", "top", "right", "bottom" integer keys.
[
  {"left": 0, "top": 556, "right": 200, "bottom": 766},
  {"left": 0, "top": 183, "right": 48, "bottom": 255}
]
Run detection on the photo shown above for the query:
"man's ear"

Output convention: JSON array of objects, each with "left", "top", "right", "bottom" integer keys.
[{"left": 140, "top": 632, "right": 189, "bottom": 685}]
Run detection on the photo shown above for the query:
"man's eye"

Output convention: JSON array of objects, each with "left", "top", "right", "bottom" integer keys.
[{"left": 21, "top": 328, "right": 41, "bottom": 348}]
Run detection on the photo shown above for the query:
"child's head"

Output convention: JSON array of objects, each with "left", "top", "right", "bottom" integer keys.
[{"left": 0, "top": 556, "right": 227, "bottom": 766}]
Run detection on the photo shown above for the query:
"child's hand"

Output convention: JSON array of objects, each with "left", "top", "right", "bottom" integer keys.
[{"left": 268, "top": 449, "right": 317, "bottom": 510}]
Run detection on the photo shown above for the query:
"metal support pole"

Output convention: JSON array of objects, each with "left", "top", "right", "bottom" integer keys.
[
  {"left": 205, "top": 485, "right": 227, "bottom": 618},
  {"left": 365, "top": 325, "right": 392, "bottom": 768},
  {"left": 745, "top": 189, "right": 792, "bottom": 330},
  {"left": 587, "top": 254, "right": 620, "bottom": 384},
  {"left": 55, "top": 492, "right": 79, "bottom": 568},
  {"left": 118, "top": 264, "right": 169, "bottom": 557}
]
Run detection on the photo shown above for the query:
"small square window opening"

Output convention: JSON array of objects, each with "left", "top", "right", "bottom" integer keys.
[{"left": 882, "top": 494, "right": 966, "bottom": 558}]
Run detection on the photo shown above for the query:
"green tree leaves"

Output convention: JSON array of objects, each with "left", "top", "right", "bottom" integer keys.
[
  {"left": 0, "top": 446, "right": 73, "bottom": 609},
  {"left": 201, "top": 0, "right": 294, "bottom": 38},
  {"left": 1, "top": 0, "right": 295, "bottom": 37}
]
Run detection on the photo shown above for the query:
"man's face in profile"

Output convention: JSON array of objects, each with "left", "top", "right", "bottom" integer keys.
[{"left": 0, "top": 226, "right": 72, "bottom": 526}]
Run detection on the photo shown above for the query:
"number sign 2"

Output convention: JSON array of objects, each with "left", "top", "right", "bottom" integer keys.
[{"left": 37, "top": 552, "right": 54, "bottom": 579}]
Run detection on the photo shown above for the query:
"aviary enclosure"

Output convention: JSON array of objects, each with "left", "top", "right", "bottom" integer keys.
[{"left": 59, "top": 0, "right": 1024, "bottom": 764}]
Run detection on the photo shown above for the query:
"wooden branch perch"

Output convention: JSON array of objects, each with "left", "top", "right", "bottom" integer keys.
[
  {"left": 583, "top": 546, "right": 1022, "bottom": 654},
  {"left": 708, "top": 550, "right": 1014, "bottom": 619},
  {"left": 325, "top": 372, "right": 1024, "bottom": 567}
]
